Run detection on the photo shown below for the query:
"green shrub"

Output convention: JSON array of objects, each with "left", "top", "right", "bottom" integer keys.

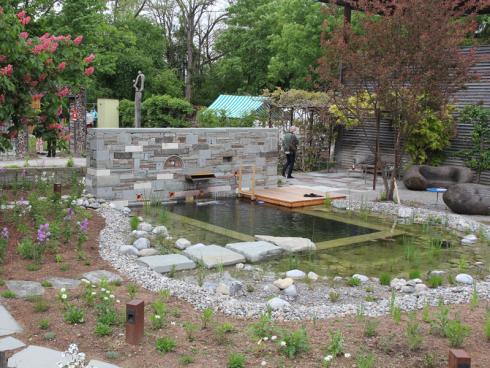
[
  {"left": 33, "top": 298, "right": 50, "bottom": 313},
  {"left": 40, "top": 280, "right": 52, "bottom": 287},
  {"left": 326, "top": 331, "right": 344, "bottom": 357},
  {"left": 250, "top": 308, "right": 276, "bottom": 339},
  {"left": 17, "top": 237, "right": 35, "bottom": 259},
  {"left": 64, "top": 305, "right": 85, "bottom": 324},
  {"left": 329, "top": 290, "right": 340, "bottom": 302},
  {"left": 38, "top": 318, "right": 50, "bottom": 330},
  {"left": 347, "top": 277, "right": 361, "bottom": 287},
  {"left": 183, "top": 321, "right": 198, "bottom": 342},
  {"left": 156, "top": 337, "right": 176, "bottom": 354},
  {"left": 97, "top": 306, "right": 120, "bottom": 327},
  {"left": 409, "top": 270, "right": 421, "bottom": 279},
  {"left": 105, "top": 351, "right": 120, "bottom": 360},
  {"left": 427, "top": 275, "right": 443, "bottom": 288},
  {"left": 0, "top": 290, "right": 16, "bottom": 298},
  {"left": 445, "top": 319, "right": 471, "bottom": 348},
  {"left": 279, "top": 327, "right": 310, "bottom": 358},
  {"left": 201, "top": 307, "right": 214, "bottom": 329},
  {"left": 179, "top": 354, "right": 195, "bottom": 365},
  {"left": 66, "top": 157, "right": 74, "bottom": 168},
  {"left": 127, "top": 282, "right": 138, "bottom": 299},
  {"left": 95, "top": 323, "right": 113, "bottom": 337},
  {"left": 215, "top": 322, "right": 235, "bottom": 344},
  {"left": 406, "top": 312, "right": 423, "bottom": 351},
  {"left": 227, "top": 353, "right": 246, "bottom": 368},
  {"left": 356, "top": 351, "right": 376, "bottom": 368},
  {"left": 430, "top": 302, "right": 449, "bottom": 337},
  {"left": 364, "top": 319, "right": 379, "bottom": 337},
  {"left": 43, "top": 331, "right": 56, "bottom": 341},
  {"left": 119, "top": 99, "right": 135, "bottom": 128},
  {"left": 197, "top": 108, "right": 256, "bottom": 128},
  {"left": 392, "top": 307, "right": 402, "bottom": 323},
  {"left": 485, "top": 315, "right": 490, "bottom": 341},
  {"left": 142, "top": 95, "right": 193, "bottom": 128},
  {"left": 379, "top": 273, "right": 392, "bottom": 286},
  {"left": 130, "top": 217, "right": 140, "bottom": 232}
]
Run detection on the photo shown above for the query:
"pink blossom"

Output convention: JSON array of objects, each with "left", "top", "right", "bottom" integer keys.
[
  {"left": 32, "top": 45, "right": 44, "bottom": 55},
  {"left": 40, "top": 33, "right": 50, "bottom": 41},
  {"left": 0, "top": 64, "right": 13, "bottom": 77},
  {"left": 0, "top": 95, "right": 5, "bottom": 104},
  {"left": 56, "top": 106, "right": 63, "bottom": 116},
  {"left": 48, "top": 123, "right": 63, "bottom": 130},
  {"left": 57, "top": 62, "right": 66, "bottom": 72},
  {"left": 21, "top": 16, "right": 31, "bottom": 26},
  {"left": 30, "top": 80, "right": 38, "bottom": 87},
  {"left": 0, "top": 7, "right": 3, "bottom": 15},
  {"left": 0, "top": 55, "right": 6, "bottom": 63},
  {"left": 39, "top": 73, "right": 47, "bottom": 81},
  {"left": 84, "top": 54, "right": 96, "bottom": 63},
  {"left": 45, "top": 58, "right": 53, "bottom": 65},
  {"left": 57, "top": 87, "right": 70, "bottom": 98},
  {"left": 32, "top": 93, "right": 44, "bottom": 101},
  {"left": 73, "top": 35, "right": 84, "bottom": 46},
  {"left": 26, "top": 39, "right": 32, "bottom": 46},
  {"left": 17, "top": 10, "right": 26, "bottom": 20},
  {"left": 84, "top": 66, "right": 95, "bottom": 76},
  {"left": 48, "top": 42, "right": 59, "bottom": 53},
  {"left": 20, "top": 32, "right": 29, "bottom": 39}
]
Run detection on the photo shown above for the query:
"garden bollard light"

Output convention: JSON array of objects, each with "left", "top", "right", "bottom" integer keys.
[
  {"left": 126, "top": 299, "right": 144, "bottom": 345},
  {"left": 53, "top": 183, "right": 62, "bottom": 197},
  {"left": 448, "top": 349, "right": 471, "bottom": 368}
]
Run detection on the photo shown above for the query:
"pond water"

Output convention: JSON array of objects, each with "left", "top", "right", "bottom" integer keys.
[{"left": 138, "top": 199, "right": 490, "bottom": 278}]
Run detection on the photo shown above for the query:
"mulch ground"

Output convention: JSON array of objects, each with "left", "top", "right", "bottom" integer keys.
[{"left": 1, "top": 210, "right": 489, "bottom": 368}]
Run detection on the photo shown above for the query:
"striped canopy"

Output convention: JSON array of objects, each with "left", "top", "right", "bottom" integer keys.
[{"left": 208, "top": 95, "right": 268, "bottom": 118}]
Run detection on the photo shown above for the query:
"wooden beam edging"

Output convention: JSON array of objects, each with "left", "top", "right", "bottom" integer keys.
[{"left": 316, "top": 229, "right": 405, "bottom": 251}]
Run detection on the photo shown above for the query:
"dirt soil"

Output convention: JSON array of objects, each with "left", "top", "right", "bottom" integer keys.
[{"left": 1, "top": 212, "right": 490, "bottom": 368}]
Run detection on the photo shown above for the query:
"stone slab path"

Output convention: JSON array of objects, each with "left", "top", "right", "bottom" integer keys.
[
  {"left": 46, "top": 277, "right": 81, "bottom": 289},
  {"left": 7, "top": 345, "right": 63, "bottom": 367},
  {"left": 254, "top": 235, "right": 316, "bottom": 253},
  {"left": 87, "top": 359, "right": 122, "bottom": 368},
  {"left": 183, "top": 244, "right": 245, "bottom": 268},
  {"left": 0, "top": 305, "right": 23, "bottom": 337},
  {"left": 5, "top": 281, "right": 44, "bottom": 298},
  {"left": 225, "top": 241, "right": 283, "bottom": 263},
  {"left": 137, "top": 254, "right": 196, "bottom": 273},
  {"left": 0, "top": 337, "right": 25, "bottom": 352},
  {"left": 82, "top": 270, "right": 123, "bottom": 284}
]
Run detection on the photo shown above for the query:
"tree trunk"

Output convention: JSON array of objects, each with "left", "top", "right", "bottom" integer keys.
[
  {"left": 373, "top": 108, "right": 381, "bottom": 190},
  {"left": 388, "top": 126, "right": 402, "bottom": 201},
  {"left": 185, "top": 23, "right": 194, "bottom": 101}
]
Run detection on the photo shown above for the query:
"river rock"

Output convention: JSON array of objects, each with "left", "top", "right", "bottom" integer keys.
[
  {"left": 137, "top": 254, "right": 196, "bottom": 273},
  {"left": 398, "top": 207, "right": 413, "bottom": 218},
  {"left": 401, "top": 285, "right": 415, "bottom": 294},
  {"left": 352, "top": 274, "right": 369, "bottom": 283},
  {"left": 415, "top": 283, "right": 428, "bottom": 293},
  {"left": 120, "top": 245, "right": 139, "bottom": 256},
  {"left": 5, "top": 281, "right": 44, "bottom": 298},
  {"left": 273, "top": 278, "right": 294, "bottom": 290},
  {"left": 430, "top": 270, "right": 446, "bottom": 277},
  {"left": 267, "top": 297, "right": 290, "bottom": 310},
  {"left": 225, "top": 241, "right": 283, "bottom": 263},
  {"left": 216, "top": 276, "right": 244, "bottom": 296},
  {"left": 307, "top": 272, "right": 319, "bottom": 281},
  {"left": 283, "top": 284, "right": 298, "bottom": 298},
  {"left": 175, "top": 238, "right": 192, "bottom": 250},
  {"left": 455, "top": 273, "right": 474, "bottom": 285},
  {"left": 137, "top": 248, "right": 159, "bottom": 257},
  {"left": 390, "top": 278, "right": 407, "bottom": 290},
  {"left": 133, "top": 237, "right": 150, "bottom": 250},
  {"left": 132, "top": 230, "right": 149, "bottom": 239},
  {"left": 286, "top": 269, "right": 306, "bottom": 279},
  {"left": 254, "top": 235, "right": 316, "bottom": 253},
  {"left": 263, "top": 284, "right": 280, "bottom": 294},
  {"left": 138, "top": 222, "right": 153, "bottom": 232},
  {"left": 183, "top": 244, "right": 245, "bottom": 268},
  {"left": 461, "top": 234, "right": 478, "bottom": 245},
  {"left": 152, "top": 226, "right": 168, "bottom": 236}
]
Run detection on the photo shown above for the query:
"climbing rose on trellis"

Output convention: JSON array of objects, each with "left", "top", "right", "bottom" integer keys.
[{"left": 0, "top": 4, "right": 95, "bottom": 152}]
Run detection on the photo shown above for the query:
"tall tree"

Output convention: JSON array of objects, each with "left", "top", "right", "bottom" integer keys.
[{"left": 317, "top": 0, "right": 481, "bottom": 200}]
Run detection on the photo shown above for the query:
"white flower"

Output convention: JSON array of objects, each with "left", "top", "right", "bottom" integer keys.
[
  {"left": 261, "top": 361, "right": 267, "bottom": 366},
  {"left": 263, "top": 337, "right": 269, "bottom": 341},
  {"left": 106, "top": 290, "right": 111, "bottom": 294},
  {"left": 109, "top": 294, "right": 115, "bottom": 299},
  {"left": 81, "top": 279, "right": 90, "bottom": 284},
  {"left": 171, "top": 321, "right": 176, "bottom": 326},
  {"left": 155, "top": 315, "right": 161, "bottom": 319},
  {"left": 91, "top": 284, "right": 96, "bottom": 288},
  {"left": 257, "top": 339, "right": 262, "bottom": 345},
  {"left": 344, "top": 353, "right": 351, "bottom": 358},
  {"left": 61, "top": 294, "right": 67, "bottom": 300},
  {"left": 116, "top": 299, "right": 120, "bottom": 303},
  {"left": 324, "top": 355, "right": 333, "bottom": 362},
  {"left": 91, "top": 292, "right": 96, "bottom": 296},
  {"left": 60, "top": 288, "right": 66, "bottom": 293},
  {"left": 271, "top": 335, "right": 277, "bottom": 341},
  {"left": 103, "top": 296, "right": 108, "bottom": 301},
  {"left": 101, "top": 288, "right": 106, "bottom": 292},
  {"left": 280, "top": 341, "right": 287, "bottom": 347}
]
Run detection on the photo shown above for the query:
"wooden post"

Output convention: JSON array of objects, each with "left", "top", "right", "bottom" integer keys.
[
  {"left": 448, "top": 349, "right": 471, "bottom": 368},
  {"left": 126, "top": 299, "right": 144, "bottom": 345},
  {"left": 238, "top": 166, "right": 243, "bottom": 196},
  {"left": 251, "top": 165, "right": 256, "bottom": 201}
]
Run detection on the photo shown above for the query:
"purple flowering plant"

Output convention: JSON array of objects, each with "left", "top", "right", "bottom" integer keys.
[
  {"left": 37, "top": 223, "right": 50, "bottom": 242},
  {"left": 76, "top": 218, "right": 89, "bottom": 251}
]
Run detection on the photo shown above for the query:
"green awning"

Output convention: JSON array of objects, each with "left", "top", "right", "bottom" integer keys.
[{"left": 208, "top": 95, "right": 267, "bottom": 118}]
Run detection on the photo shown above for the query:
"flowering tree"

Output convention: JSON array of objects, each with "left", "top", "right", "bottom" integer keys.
[
  {"left": 317, "top": 0, "right": 482, "bottom": 200},
  {"left": 0, "top": 3, "right": 95, "bottom": 155}
]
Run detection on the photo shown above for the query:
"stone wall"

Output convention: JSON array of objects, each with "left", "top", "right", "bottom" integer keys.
[{"left": 86, "top": 128, "right": 279, "bottom": 202}]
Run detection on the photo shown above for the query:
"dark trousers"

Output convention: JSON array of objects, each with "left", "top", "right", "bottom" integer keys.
[{"left": 282, "top": 152, "right": 296, "bottom": 177}]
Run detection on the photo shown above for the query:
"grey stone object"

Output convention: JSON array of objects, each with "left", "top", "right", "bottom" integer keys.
[
  {"left": 82, "top": 270, "right": 123, "bottom": 284},
  {"left": 136, "top": 254, "right": 196, "bottom": 273},
  {"left": 225, "top": 241, "right": 283, "bottom": 263},
  {"left": 5, "top": 281, "right": 44, "bottom": 298},
  {"left": 254, "top": 235, "right": 316, "bottom": 253},
  {"left": 87, "top": 359, "right": 122, "bottom": 368},
  {"left": 137, "top": 248, "right": 159, "bottom": 257},
  {"left": 443, "top": 183, "right": 490, "bottom": 215},
  {"left": 133, "top": 237, "right": 150, "bottom": 250},
  {"left": 183, "top": 244, "right": 245, "bottom": 268},
  {"left": 8, "top": 345, "right": 63, "bottom": 368},
  {"left": 45, "top": 277, "right": 81, "bottom": 289},
  {"left": 267, "top": 297, "right": 290, "bottom": 310},
  {"left": 403, "top": 165, "right": 473, "bottom": 191},
  {"left": 120, "top": 245, "right": 139, "bottom": 256},
  {"left": 0, "top": 336, "right": 25, "bottom": 352},
  {"left": 0, "top": 305, "right": 23, "bottom": 337}
]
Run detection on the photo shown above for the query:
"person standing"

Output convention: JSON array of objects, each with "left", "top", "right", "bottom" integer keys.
[{"left": 282, "top": 126, "right": 299, "bottom": 179}]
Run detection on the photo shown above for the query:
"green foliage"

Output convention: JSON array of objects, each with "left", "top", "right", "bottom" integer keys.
[
  {"left": 392, "top": 307, "right": 402, "bottom": 323},
  {"left": 445, "top": 319, "right": 471, "bottom": 348},
  {"left": 485, "top": 315, "right": 490, "bottom": 341},
  {"left": 127, "top": 282, "right": 138, "bottom": 299},
  {"left": 0, "top": 290, "right": 16, "bottom": 298},
  {"left": 64, "top": 305, "right": 85, "bottom": 324},
  {"left": 406, "top": 312, "right": 423, "bottom": 351},
  {"left": 430, "top": 302, "right": 449, "bottom": 337},
  {"left": 457, "top": 105, "right": 490, "bottom": 182},
  {"left": 326, "top": 331, "right": 344, "bottom": 357},
  {"left": 227, "top": 353, "right": 246, "bottom": 368},
  {"left": 356, "top": 351, "right": 376, "bottom": 368},
  {"left": 105, "top": 351, "right": 120, "bottom": 360},
  {"left": 250, "top": 308, "right": 276, "bottom": 339},
  {"left": 95, "top": 323, "right": 113, "bottom": 337},
  {"left": 328, "top": 290, "right": 340, "bottom": 303},
  {"left": 215, "top": 322, "right": 235, "bottom": 344},
  {"left": 142, "top": 95, "right": 193, "bottom": 128},
  {"left": 17, "top": 237, "right": 36, "bottom": 260},
  {"left": 183, "top": 321, "right": 198, "bottom": 342},
  {"left": 33, "top": 298, "right": 50, "bottom": 313},
  {"left": 129, "top": 217, "right": 140, "bottom": 231},
  {"left": 406, "top": 106, "right": 455, "bottom": 165},
  {"left": 279, "top": 327, "right": 310, "bottom": 358},
  {"left": 427, "top": 275, "right": 443, "bottom": 288},
  {"left": 179, "top": 354, "right": 195, "bottom": 366},
  {"left": 379, "top": 273, "right": 392, "bottom": 286},
  {"left": 364, "top": 319, "right": 379, "bottom": 337},
  {"left": 196, "top": 108, "right": 256, "bottom": 128},
  {"left": 201, "top": 307, "right": 214, "bottom": 329},
  {"left": 119, "top": 99, "right": 135, "bottom": 128},
  {"left": 43, "top": 331, "right": 56, "bottom": 341},
  {"left": 347, "top": 276, "right": 361, "bottom": 287},
  {"left": 38, "top": 318, "right": 50, "bottom": 330},
  {"left": 409, "top": 270, "right": 421, "bottom": 279},
  {"left": 155, "top": 337, "right": 176, "bottom": 354}
]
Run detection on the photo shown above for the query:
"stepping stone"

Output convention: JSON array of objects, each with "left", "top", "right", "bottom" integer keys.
[
  {"left": 0, "top": 306, "right": 23, "bottom": 336},
  {"left": 254, "top": 235, "right": 316, "bottom": 253},
  {"left": 225, "top": 241, "right": 283, "bottom": 263},
  {"left": 8, "top": 345, "right": 63, "bottom": 368},
  {"left": 183, "top": 244, "right": 245, "bottom": 269},
  {"left": 45, "top": 277, "right": 81, "bottom": 290},
  {"left": 5, "top": 281, "right": 44, "bottom": 298},
  {"left": 82, "top": 270, "right": 123, "bottom": 284},
  {"left": 0, "top": 336, "right": 25, "bottom": 352},
  {"left": 87, "top": 359, "right": 122, "bottom": 368},
  {"left": 267, "top": 297, "right": 290, "bottom": 310},
  {"left": 136, "top": 254, "right": 196, "bottom": 273}
]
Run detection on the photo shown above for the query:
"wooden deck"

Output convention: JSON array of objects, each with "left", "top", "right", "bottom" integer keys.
[{"left": 240, "top": 185, "right": 346, "bottom": 208}]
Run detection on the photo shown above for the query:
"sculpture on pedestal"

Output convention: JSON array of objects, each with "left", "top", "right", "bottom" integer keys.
[{"left": 133, "top": 71, "right": 145, "bottom": 128}]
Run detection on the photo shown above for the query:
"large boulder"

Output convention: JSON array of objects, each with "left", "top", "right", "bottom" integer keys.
[
  {"left": 403, "top": 165, "right": 473, "bottom": 191},
  {"left": 443, "top": 183, "right": 490, "bottom": 215}
]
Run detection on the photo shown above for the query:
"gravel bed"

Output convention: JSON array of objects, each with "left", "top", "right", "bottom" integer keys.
[{"left": 96, "top": 204, "right": 490, "bottom": 321}]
